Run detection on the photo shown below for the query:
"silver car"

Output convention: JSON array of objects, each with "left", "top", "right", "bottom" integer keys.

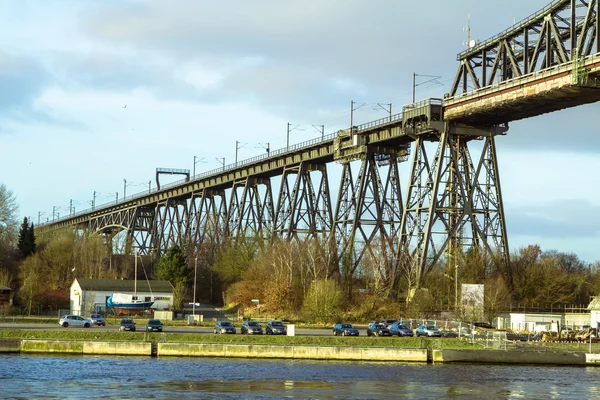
[
  {"left": 59, "top": 314, "right": 93, "bottom": 328},
  {"left": 415, "top": 324, "right": 441, "bottom": 337}
]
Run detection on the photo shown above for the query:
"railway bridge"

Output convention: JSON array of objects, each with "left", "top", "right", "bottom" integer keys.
[{"left": 39, "top": 0, "right": 600, "bottom": 288}]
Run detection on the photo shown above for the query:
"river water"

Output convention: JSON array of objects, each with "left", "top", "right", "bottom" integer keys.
[{"left": 1, "top": 354, "right": 599, "bottom": 399}]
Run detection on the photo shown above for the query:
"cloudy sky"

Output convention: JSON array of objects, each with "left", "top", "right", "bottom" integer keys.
[{"left": 1, "top": 0, "right": 599, "bottom": 262}]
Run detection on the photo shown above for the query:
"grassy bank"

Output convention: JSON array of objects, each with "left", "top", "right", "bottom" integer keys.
[{"left": 0, "top": 329, "right": 482, "bottom": 349}]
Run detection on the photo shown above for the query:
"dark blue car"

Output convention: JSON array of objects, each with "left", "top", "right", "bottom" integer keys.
[{"left": 333, "top": 323, "right": 359, "bottom": 336}]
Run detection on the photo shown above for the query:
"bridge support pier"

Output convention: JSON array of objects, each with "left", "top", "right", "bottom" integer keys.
[
  {"left": 274, "top": 162, "right": 333, "bottom": 241},
  {"left": 227, "top": 177, "right": 274, "bottom": 241},
  {"left": 333, "top": 148, "right": 404, "bottom": 294},
  {"left": 187, "top": 189, "right": 227, "bottom": 254},
  {"left": 399, "top": 124, "right": 510, "bottom": 292}
]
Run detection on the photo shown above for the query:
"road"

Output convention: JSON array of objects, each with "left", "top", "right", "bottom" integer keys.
[{"left": 0, "top": 322, "right": 350, "bottom": 336}]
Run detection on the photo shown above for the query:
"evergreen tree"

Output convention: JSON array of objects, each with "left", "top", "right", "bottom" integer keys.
[
  {"left": 154, "top": 244, "right": 188, "bottom": 285},
  {"left": 17, "top": 217, "right": 36, "bottom": 258}
]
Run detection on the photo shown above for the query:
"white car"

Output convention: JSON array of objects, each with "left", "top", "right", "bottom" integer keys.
[
  {"left": 415, "top": 324, "right": 441, "bottom": 337},
  {"left": 59, "top": 314, "right": 93, "bottom": 328}
]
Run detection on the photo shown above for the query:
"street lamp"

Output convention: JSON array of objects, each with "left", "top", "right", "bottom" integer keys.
[
  {"left": 193, "top": 257, "right": 198, "bottom": 317},
  {"left": 455, "top": 264, "right": 459, "bottom": 311}
]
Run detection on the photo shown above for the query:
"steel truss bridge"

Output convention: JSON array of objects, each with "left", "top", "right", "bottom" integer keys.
[{"left": 39, "top": 0, "right": 600, "bottom": 288}]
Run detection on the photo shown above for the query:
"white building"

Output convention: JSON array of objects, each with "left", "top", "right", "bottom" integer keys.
[{"left": 70, "top": 278, "right": 174, "bottom": 315}]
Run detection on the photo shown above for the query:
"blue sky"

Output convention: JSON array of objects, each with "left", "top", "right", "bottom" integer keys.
[{"left": 1, "top": 0, "right": 599, "bottom": 262}]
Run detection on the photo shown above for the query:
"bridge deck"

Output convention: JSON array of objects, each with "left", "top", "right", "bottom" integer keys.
[{"left": 445, "top": 55, "right": 600, "bottom": 125}]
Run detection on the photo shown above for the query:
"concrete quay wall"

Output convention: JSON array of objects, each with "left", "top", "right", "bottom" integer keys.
[
  {"left": 158, "top": 343, "right": 427, "bottom": 362},
  {"left": 433, "top": 349, "right": 587, "bottom": 365}
]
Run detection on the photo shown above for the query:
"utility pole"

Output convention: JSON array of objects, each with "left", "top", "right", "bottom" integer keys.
[
  {"left": 375, "top": 103, "right": 392, "bottom": 121},
  {"left": 69, "top": 199, "right": 73, "bottom": 215},
  {"left": 412, "top": 73, "right": 442, "bottom": 104},
  {"left": 235, "top": 141, "right": 246, "bottom": 164},
  {"left": 193, "top": 257, "right": 198, "bottom": 317},
  {"left": 257, "top": 142, "right": 270, "bottom": 156},
  {"left": 286, "top": 123, "right": 302, "bottom": 149},
  {"left": 313, "top": 124, "right": 325, "bottom": 140},
  {"left": 115, "top": 192, "right": 119, "bottom": 203},
  {"left": 216, "top": 157, "right": 225, "bottom": 171},
  {"left": 92, "top": 191, "right": 97, "bottom": 210},
  {"left": 350, "top": 100, "right": 365, "bottom": 133},
  {"left": 193, "top": 156, "right": 205, "bottom": 177}
]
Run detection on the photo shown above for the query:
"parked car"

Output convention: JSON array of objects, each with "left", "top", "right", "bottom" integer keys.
[
  {"left": 333, "top": 323, "right": 359, "bottom": 336},
  {"left": 214, "top": 321, "right": 236, "bottom": 334},
  {"left": 266, "top": 320, "right": 287, "bottom": 335},
  {"left": 119, "top": 318, "right": 136, "bottom": 331},
  {"left": 389, "top": 322, "right": 414, "bottom": 337},
  {"left": 241, "top": 320, "right": 263, "bottom": 335},
  {"left": 146, "top": 319, "right": 163, "bottom": 332},
  {"left": 367, "top": 322, "right": 392, "bottom": 337},
  {"left": 378, "top": 319, "right": 397, "bottom": 327},
  {"left": 415, "top": 324, "right": 441, "bottom": 337},
  {"left": 59, "top": 315, "right": 93, "bottom": 328},
  {"left": 89, "top": 314, "right": 106, "bottom": 326}
]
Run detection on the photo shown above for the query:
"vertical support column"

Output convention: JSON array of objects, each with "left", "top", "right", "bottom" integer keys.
[
  {"left": 332, "top": 149, "right": 404, "bottom": 294},
  {"left": 398, "top": 127, "right": 509, "bottom": 292},
  {"left": 129, "top": 206, "right": 156, "bottom": 255},
  {"left": 274, "top": 163, "right": 332, "bottom": 241},
  {"left": 227, "top": 177, "right": 274, "bottom": 241},
  {"left": 152, "top": 198, "right": 188, "bottom": 256}
]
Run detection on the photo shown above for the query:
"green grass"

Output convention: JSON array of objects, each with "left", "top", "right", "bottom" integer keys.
[{"left": 0, "top": 329, "right": 484, "bottom": 349}]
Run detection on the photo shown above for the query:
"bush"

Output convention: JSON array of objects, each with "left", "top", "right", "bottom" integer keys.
[{"left": 302, "top": 279, "right": 343, "bottom": 323}]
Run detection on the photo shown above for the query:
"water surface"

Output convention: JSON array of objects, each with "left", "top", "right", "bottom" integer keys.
[{"left": 0, "top": 354, "right": 598, "bottom": 399}]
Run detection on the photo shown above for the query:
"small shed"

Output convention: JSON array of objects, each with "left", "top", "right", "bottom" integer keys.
[
  {"left": 588, "top": 297, "right": 600, "bottom": 328},
  {"left": 510, "top": 313, "right": 563, "bottom": 333},
  {"left": 70, "top": 278, "right": 174, "bottom": 316}
]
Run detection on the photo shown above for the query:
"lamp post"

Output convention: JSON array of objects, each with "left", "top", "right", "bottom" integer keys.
[
  {"left": 193, "top": 257, "right": 198, "bottom": 317},
  {"left": 455, "top": 264, "right": 459, "bottom": 311}
]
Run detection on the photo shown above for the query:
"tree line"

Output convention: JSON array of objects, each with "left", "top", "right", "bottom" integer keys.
[{"left": 1, "top": 182, "right": 600, "bottom": 321}]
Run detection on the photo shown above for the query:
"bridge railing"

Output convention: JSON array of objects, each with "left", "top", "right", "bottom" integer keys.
[
  {"left": 457, "top": 0, "right": 566, "bottom": 60},
  {"left": 43, "top": 111, "right": 407, "bottom": 226}
]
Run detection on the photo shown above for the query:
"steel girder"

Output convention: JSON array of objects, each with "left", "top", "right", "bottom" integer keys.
[
  {"left": 332, "top": 148, "right": 404, "bottom": 288},
  {"left": 398, "top": 129, "right": 509, "bottom": 289},
  {"left": 152, "top": 198, "right": 188, "bottom": 254},
  {"left": 227, "top": 178, "right": 274, "bottom": 240},
  {"left": 187, "top": 189, "right": 227, "bottom": 254},
  {"left": 450, "top": 0, "right": 600, "bottom": 96},
  {"left": 274, "top": 163, "right": 333, "bottom": 240},
  {"left": 88, "top": 206, "right": 156, "bottom": 255}
]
